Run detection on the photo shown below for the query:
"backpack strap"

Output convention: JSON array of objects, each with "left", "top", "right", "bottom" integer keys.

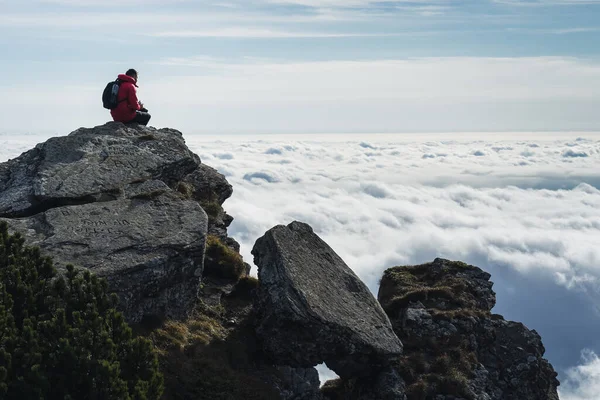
[{"left": 114, "top": 79, "right": 128, "bottom": 104}]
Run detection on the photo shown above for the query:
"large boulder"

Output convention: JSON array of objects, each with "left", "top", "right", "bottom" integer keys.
[
  {"left": 0, "top": 123, "right": 199, "bottom": 217},
  {"left": 4, "top": 191, "right": 207, "bottom": 322},
  {"left": 251, "top": 221, "right": 403, "bottom": 378},
  {"left": 0, "top": 123, "right": 215, "bottom": 322}
]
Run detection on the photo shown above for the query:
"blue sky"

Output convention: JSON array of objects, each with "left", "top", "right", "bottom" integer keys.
[{"left": 1, "top": 0, "right": 600, "bottom": 133}]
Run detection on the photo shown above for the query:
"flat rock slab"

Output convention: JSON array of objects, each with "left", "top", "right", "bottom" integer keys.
[
  {"left": 252, "top": 221, "right": 402, "bottom": 378},
  {"left": 0, "top": 123, "right": 209, "bottom": 322},
  {"left": 5, "top": 191, "right": 207, "bottom": 322},
  {"left": 0, "top": 123, "right": 199, "bottom": 218}
]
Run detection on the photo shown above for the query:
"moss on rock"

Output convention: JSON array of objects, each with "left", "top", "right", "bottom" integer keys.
[
  {"left": 377, "top": 258, "right": 497, "bottom": 400},
  {"left": 204, "top": 235, "right": 246, "bottom": 281}
]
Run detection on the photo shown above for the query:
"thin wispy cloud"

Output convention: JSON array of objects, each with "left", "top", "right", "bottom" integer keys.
[
  {"left": 493, "top": 0, "right": 600, "bottom": 5},
  {"left": 264, "top": 0, "right": 446, "bottom": 6},
  {"left": 508, "top": 27, "right": 600, "bottom": 34},
  {"left": 553, "top": 27, "right": 600, "bottom": 33},
  {"left": 3, "top": 0, "right": 597, "bottom": 37},
  {"left": 144, "top": 56, "right": 600, "bottom": 103},
  {"left": 1, "top": 56, "right": 598, "bottom": 133},
  {"left": 37, "top": 0, "right": 189, "bottom": 5},
  {"left": 0, "top": 12, "right": 322, "bottom": 27},
  {"left": 150, "top": 28, "right": 404, "bottom": 38}
]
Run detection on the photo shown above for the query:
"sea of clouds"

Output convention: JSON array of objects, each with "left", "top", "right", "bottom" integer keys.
[{"left": 2, "top": 131, "right": 599, "bottom": 398}]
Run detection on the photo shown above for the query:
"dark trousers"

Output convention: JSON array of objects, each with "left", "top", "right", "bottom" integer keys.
[{"left": 128, "top": 109, "right": 151, "bottom": 126}]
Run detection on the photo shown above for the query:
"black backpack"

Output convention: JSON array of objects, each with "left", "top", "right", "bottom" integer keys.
[{"left": 102, "top": 79, "right": 124, "bottom": 109}]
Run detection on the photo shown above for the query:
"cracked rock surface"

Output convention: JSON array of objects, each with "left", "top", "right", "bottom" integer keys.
[
  {"left": 378, "top": 258, "right": 559, "bottom": 400},
  {"left": 252, "top": 221, "right": 403, "bottom": 379},
  {"left": 0, "top": 123, "right": 217, "bottom": 322}
]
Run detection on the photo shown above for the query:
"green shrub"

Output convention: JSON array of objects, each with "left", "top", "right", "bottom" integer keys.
[
  {"left": 151, "top": 313, "right": 226, "bottom": 352},
  {"left": 151, "top": 308, "right": 280, "bottom": 400},
  {"left": 176, "top": 182, "right": 194, "bottom": 199},
  {"left": 0, "top": 222, "right": 163, "bottom": 400},
  {"left": 204, "top": 235, "right": 246, "bottom": 281},
  {"left": 439, "top": 368, "right": 471, "bottom": 397},
  {"left": 431, "top": 354, "right": 452, "bottom": 374},
  {"left": 231, "top": 277, "right": 259, "bottom": 298},
  {"left": 201, "top": 202, "right": 223, "bottom": 222},
  {"left": 137, "top": 134, "right": 157, "bottom": 141},
  {"left": 406, "top": 379, "right": 428, "bottom": 400}
]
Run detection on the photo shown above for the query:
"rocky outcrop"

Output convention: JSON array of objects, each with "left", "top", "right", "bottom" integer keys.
[
  {"left": 0, "top": 124, "right": 199, "bottom": 217},
  {"left": 251, "top": 221, "right": 403, "bottom": 379},
  {"left": 181, "top": 163, "right": 233, "bottom": 205},
  {"left": 180, "top": 163, "right": 235, "bottom": 242},
  {"left": 147, "top": 217, "right": 560, "bottom": 400},
  {"left": 0, "top": 123, "right": 236, "bottom": 322},
  {"left": 378, "top": 258, "right": 559, "bottom": 400}
]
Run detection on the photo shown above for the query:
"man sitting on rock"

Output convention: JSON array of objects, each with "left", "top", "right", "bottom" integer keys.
[{"left": 110, "top": 69, "right": 151, "bottom": 126}]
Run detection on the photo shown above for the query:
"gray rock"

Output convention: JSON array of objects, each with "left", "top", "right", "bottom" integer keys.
[
  {"left": 0, "top": 122, "right": 199, "bottom": 218},
  {"left": 252, "top": 221, "right": 402, "bottom": 378},
  {"left": 4, "top": 191, "right": 207, "bottom": 322},
  {"left": 353, "top": 367, "right": 407, "bottom": 400},
  {"left": 474, "top": 319, "right": 560, "bottom": 400},
  {"left": 373, "top": 368, "right": 407, "bottom": 400},
  {"left": 274, "top": 366, "right": 323, "bottom": 400},
  {"left": 0, "top": 123, "right": 216, "bottom": 322},
  {"left": 379, "top": 258, "right": 495, "bottom": 315},
  {"left": 181, "top": 163, "right": 233, "bottom": 205},
  {"left": 180, "top": 163, "right": 238, "bottom": 249},
  {"left": 321, "top": 367, "right": 406, "bottom": 400},
  {"left": 378, "top": 259, "right": 559, "bottom": 400}
]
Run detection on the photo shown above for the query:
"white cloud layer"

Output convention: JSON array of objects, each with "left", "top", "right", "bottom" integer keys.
[
  {"left": 180, "top": 133, "right": 600, "bottom": 294},
  {"left": 494, "top": 0, "right": 600, "bottom": 5},
  {"left": 559, "top": 350, "right": 600, "bottom": 400}
]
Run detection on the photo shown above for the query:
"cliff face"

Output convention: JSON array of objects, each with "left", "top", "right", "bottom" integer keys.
[
  {"left": 0, "top": 123, "right": 561, "bottom": 400},
  {"left": 378, "top": 258, "right": 560, "bottom": 400}
]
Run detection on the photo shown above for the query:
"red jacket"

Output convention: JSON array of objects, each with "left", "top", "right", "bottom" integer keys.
[{"left": 110, "top": 74, "right": 141, "bottom": 123}]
